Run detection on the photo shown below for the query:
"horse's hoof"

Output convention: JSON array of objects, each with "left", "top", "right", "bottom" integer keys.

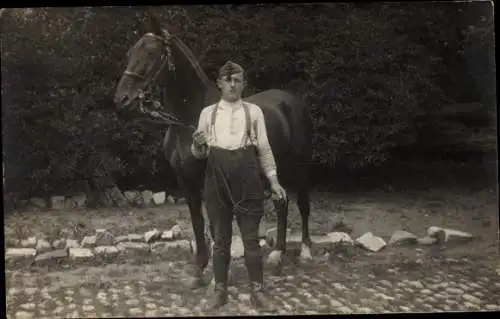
[
  {"left": 266, "top": 250, "right": 283, "bottom": 266},
  {"left": 299, "top": 244, "right": 313, "bottom": 262},
  {"left": 187, "top": 276, "right": 207, "bottom": 290},
  {"left": 209, "top": 270, "right": 233, "bottom": 289}
]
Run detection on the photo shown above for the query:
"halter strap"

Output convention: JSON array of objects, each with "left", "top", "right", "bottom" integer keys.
[{"left": 210, "top": 101, "right": 253, "bottom": 146}]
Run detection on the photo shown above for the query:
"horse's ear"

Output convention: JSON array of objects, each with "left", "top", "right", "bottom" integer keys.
[
  {"left": 161, "top": 27, "right": 172, "bottom": 40},
  {"left": 149, "top": 16, "right": 164, "bottom": 36}
]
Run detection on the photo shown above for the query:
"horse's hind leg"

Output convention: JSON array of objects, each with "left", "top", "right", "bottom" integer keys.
[{"left": 296, "top": 163, "right": 313, "bottom": 262}]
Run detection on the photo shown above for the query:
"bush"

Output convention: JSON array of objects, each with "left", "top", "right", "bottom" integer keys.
[{"left": 1, "top": 4, "right": 494, "bottom": 196}]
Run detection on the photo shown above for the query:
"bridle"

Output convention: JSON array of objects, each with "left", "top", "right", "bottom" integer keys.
[{"left": 122, "top": 32, "right": 196, "bottom": 131}]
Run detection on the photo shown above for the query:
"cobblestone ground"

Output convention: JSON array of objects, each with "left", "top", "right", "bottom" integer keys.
[{"left": 6, "top": 245, "right": 500, "bottom": 318}]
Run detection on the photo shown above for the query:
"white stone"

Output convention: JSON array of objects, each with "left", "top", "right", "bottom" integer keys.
[
  {"left": 446, "top": 287, "right": 464, "bottom": 294},
  {"left": 24, "top": 287, "right": 37, "bottom": 295},
  {"left": 170, "top": 225, "right": 182, "bottom": 238},
  {"left": 146, "top": 303, "right": 157, "bottom": 310},
  {"left": 36, "top": 239, "right": 52, "bottom": 253},
  {"left": 35, "top": 249, "right": 68, "bottom": 263},
  {"left": 407, "top": 280, "right": 425, "bottom": 289},
  {"left": 126, "top": 299, "right": 140, "bottom": 306},
  {"left": 5, "top": 248, "right": 37, "bottom": 259},
  {"left": 20, "top": 303, "right": 36, "bottom": 310},
  {"left": 332, "top": 283, "right": 347, "bottom": 291},
  {"left": 464, "top": 301, "right": 480, "bottom": 310},
  {"left": 167, "top": 195, "right": 176, "bottom": 204},
  {"left": 388, "top": 230, "right": 418, "bottom": 245},
  {"left": 161, "top": 230, "right": 174, "bottom": 241},
  {"left": 72, "top": 193, "right": 87, "bottom": 208},
  {"left": 485, "top": 304, "right": 499, "bottom": 311},
  {"left": 231, "top": 236, "right": 245, "bottom": 258},
  {"left": 355, "top": 232, "right": 387, "bottom": 252},
  {"left": 128, "top": 233, "right": 145, "bottom": 242},
  {"left": 81, "top": 235, "right": 97, "bottom": 248},
  {"left": 375, "top": 293, "right": 395, "bottom": 301},
  {"left": 82, "top": 305, "right": 95, "bottom": 311},
  {"left": 117, "top": 242, "right": 150, "bottom": 253},
  {"left": 21, "top": 236, "right": 38, "bottom": 248},
  {"left": 141, "top": 190, "right": 154, "bottom": 206},
  {"left": 150, "top": 240, "right": 191, "bottom": 253},
  {"left": 65, "top": 239, "right": 80, "bottom": 249},
  {"left": 417, "top": 236, "right": 438, "bottom": 245},
  {"left": 153, "top": 192, "right": 166, "bottom": 205},
  {"left": 15, "top": 311, "right": 34, "bottom": 319},
  {"left": 338, "top": 306, "right": 353, "bottom": 314},
  {"left": 462, "top": 294, "right": 482, "bottom": 304},
  {"left": 129, "top": 308, "right": 143, "bottom": 316},
  {"left": 144, "top": 229, "right": 161, "bottom": 243},
  {"left": 94, "top": 246, "right": 119, "bottom": 256},
  {"left": 326, "top": 232, "right": 354, "bottom": 244},
  {"left": 95, "top": 229, "right": 115, "bottom": 246},
  {"left": 114, "top": 235, "right": 130, "bottom": 244},
  {"left": 428, "top": 226, "right": 474, "bottom": 244},
  {"left": 50, "top": 196, "right": 66, "bottom": 210},
  {"left": 69, "top": 248, "right": 94, "bottom": 259},
  {"left": 176, "top": 197, "right": 186, "bottom": 204}
]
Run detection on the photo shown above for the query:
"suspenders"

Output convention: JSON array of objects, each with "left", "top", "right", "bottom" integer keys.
[{"left": 210, "top": 101, "right": 253, "bottom": 147}]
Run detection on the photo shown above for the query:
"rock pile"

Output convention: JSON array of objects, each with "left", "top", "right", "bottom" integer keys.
[
  {"left": 15, "top": 190, "right": 186, "bottom": 211},
  {"left": 5, "top": 223, "right": 475, "bottom": 267}
]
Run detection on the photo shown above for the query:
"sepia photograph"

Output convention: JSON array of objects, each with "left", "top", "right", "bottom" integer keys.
[{"left": 2, "top": 2, "right": 498, "bottom": 317}]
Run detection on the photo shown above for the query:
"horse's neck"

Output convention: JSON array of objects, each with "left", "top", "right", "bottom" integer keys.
[
  {"left": 165, "top": 36, "right": 219, "bottom": 121},
  {"left": 160, "top": 35, "right": 220, "bottom": 166}
]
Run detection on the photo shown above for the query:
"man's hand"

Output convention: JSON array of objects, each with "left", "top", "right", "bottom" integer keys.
[
  {"left": 268, "top": 175, "right": 287, "bottom": 203},
  {"left": 192, "top": 130, "right": 208, "bottom": 147},
  {"left": 271, "top": 182, "right": 287, "bottom": 203}
]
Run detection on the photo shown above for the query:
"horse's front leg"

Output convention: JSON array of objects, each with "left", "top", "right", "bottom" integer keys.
[
  {"left": 266, "top": 197, "right": 289, "bottom": 274},
  {"left": 186, "top": 187, "right": 210, "bottom": 288}
]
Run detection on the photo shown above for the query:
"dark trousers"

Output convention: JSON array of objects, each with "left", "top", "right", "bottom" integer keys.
[{"left": 204, "top": 146, "right": 265, "bottom": 286}]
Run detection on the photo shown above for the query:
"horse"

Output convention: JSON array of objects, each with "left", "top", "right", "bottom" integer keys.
[{"left": 113, "top": 20, "right": 313, "bottom": 285}]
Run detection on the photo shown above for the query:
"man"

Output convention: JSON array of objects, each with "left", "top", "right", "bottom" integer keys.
[{"left": 191, "top": 61, "right": 286, "bottom": 310}]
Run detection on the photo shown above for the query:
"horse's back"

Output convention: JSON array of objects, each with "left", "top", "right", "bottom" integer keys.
[{"left": 245, "top": 89, "right": 312, "bottom": 164}]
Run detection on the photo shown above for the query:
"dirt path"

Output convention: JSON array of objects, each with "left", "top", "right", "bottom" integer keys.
[{"left": 4, "top": 188, "right": 499, "bottom": 317}]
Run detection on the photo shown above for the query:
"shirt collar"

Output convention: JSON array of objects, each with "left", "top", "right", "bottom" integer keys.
[{"left": 218, "top": 98, "right": 243, "bottom": 110}]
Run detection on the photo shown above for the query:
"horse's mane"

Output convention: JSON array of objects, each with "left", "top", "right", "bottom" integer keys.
[{"left": 170, "top": 35, "right": 213, "bottom": 89}]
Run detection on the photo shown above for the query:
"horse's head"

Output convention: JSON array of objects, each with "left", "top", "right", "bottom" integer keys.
[{"left": 114, "top": 21, "right": 174, "bottom": 111}]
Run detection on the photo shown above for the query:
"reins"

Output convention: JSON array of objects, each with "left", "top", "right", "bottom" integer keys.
[
  {"left": 136, "top": 93, "right": 197, "bottom": 131},
  {"left": 122, "top": 33, "right": 196, "bottom": 131}
]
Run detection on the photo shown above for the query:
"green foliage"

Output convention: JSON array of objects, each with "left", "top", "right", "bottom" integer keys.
[{"left": 1, "top": 4, "right": 494, "bottom": 195}]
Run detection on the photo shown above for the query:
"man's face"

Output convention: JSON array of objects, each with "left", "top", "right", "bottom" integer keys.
[{"left": 217, "top": 72, "right": 245, "bottom": 102}]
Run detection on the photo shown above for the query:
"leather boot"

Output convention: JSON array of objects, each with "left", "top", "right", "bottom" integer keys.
[
  {"left": 206, "top": 282, "right": 228, "bottom": 310},
  {"left": 250, "top": 281, "right": 270, "bottom": 309},
  {"left": 245, "top": 251, "right": 271, "bottom": 309},
  {"left": 206, "top": 250, "right": 230, "bottom": 310}
]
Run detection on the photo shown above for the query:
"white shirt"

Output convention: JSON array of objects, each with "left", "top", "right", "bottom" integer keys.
[{"left": 191, "top": 99, "right": 277, "bottom": 178}]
